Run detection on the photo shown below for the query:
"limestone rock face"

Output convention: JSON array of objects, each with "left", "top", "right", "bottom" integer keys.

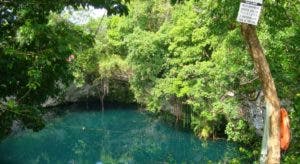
[
  {"left": 161, "top": 97, "right": 183, "bottom": 122},
  {"left": 42, "top": 84, "right": 97, "bottom": 107},
  {"left": 10, "top": 120, "right": 24, "bottom": 135},
  {"left": 64, "top": 84, "right": 97, "bottom": 103},
  {"left": 240, "top": 91, "right": 292, "bottom": 136},
  {"left": 241, "top": 91, "right": 265, "bottom": 136}
]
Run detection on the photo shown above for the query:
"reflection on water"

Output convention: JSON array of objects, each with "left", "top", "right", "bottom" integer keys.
[{"left": 0, "top": 106, "right": 241, "bottom": 163}]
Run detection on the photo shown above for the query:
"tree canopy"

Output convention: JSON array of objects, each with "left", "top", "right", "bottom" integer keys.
[
  {"left": 0, "top": 0, "right": 299, "bottom": 162},
  {"left": 0, "top": 0, "right": 129, "bottom": 139}
]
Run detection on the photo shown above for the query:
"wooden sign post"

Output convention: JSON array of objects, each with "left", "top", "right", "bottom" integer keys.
[
  {"left": 238, "top": 0, "right": 282, "bottom": 163},
  {"left": 237, "top": 0, "right": 262, "bottom": 26}
]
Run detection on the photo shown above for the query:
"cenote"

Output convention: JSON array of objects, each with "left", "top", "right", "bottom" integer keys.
[{"left": 0, "top": 104, "right": 243, "bottom": 163}]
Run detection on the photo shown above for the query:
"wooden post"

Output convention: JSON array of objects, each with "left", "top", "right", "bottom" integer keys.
[{"left": 241, "top": 24, "right": 281, "bottom": 163}]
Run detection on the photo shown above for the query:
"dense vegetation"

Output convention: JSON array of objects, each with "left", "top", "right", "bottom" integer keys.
[
  {"left": 0, "top": 0, "right": 299, "bottom": 162},
  {"left": 0, "top": 0, "right": 127, "bottom": 139}
]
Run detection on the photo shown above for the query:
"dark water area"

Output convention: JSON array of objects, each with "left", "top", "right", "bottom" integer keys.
[{"left": 0, "top": 104, "right": 243, "bottom": 163}]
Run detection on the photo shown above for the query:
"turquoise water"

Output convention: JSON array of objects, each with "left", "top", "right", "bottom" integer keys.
[{"left": 0, "top": 105, "right": 241, "bottom": 163}]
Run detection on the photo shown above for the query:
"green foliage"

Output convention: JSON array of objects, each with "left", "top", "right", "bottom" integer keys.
[
  {"left": 121, "top": 1, "right": 252, "bottom": 142},
  {"left": 225, "top": 119, "right": 256, "bottom": 145},
  {"left": 93, "top": 1, "right": 299, "bottom": 158},
  {"left": 126, "top": 28, "right": 167, "bottom": 104},
  {"left": 98, "top": 55, "right": 134, "bottom": 103},
  {"left": 54, "top": 0, "right": 300, "bottom": 161},
  {"left": 98, "top": 55, "right": 131, "bottom": 80},
  {"left": 0, "top": 102, "right": 45, "bottom": 140},
  {"left": 0, "top": 0, "right": 129, "bottom": 137},
  {"left": 1, "top": 0, "right": 299, "bottom": 161},
  {"left": 0, "top": 0, "right": 130, "bottom": 103},
  {"left": 1, "top": 13, "right": 93, "bottom": 104},
  {"left": 72, "top": 14, "right": 134, "bottom": 104},
  {"left": 106, "top": 16, "right": 132, "bottom": 56}
]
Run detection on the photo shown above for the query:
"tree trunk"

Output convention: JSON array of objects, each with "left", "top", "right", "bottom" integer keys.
[
  {"left": 241, "top": 24, "right": 281, "bottom": 163},
  {"left": 101, "top": 94, "right": 105, "bottom": 111},
  {"left": 97, "top": 84, "right": 105, "bottom": 111}
]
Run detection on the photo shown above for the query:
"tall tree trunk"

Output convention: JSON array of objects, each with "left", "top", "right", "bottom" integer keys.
[
  {"left": 101, "top": 94, "right": 105, "bottom": 111},
  {"left": 97, "top": 82, "right": 105, "bottom": 112},
  {"left": 241, "top": 24, "right": 281, "bottom": 163}
]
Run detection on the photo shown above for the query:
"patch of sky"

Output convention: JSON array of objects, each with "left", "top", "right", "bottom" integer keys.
[{"left": 61, "top": 6, "right": 107, "bottom": 25}]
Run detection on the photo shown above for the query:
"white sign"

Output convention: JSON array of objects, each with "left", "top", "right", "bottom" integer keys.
[
  {"left": 237, "top": 2, "right": 262, "bottom": 25},
  {"left": 245, "top": 0, "right": 262, "bottom": 4}
]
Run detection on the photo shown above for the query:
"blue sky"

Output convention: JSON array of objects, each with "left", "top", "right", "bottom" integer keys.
[{"left": 62, "top": 6, "right": 107, "bottom": 25}]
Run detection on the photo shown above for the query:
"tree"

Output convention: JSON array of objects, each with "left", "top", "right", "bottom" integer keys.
[
  {"left": 74, "top": 0, "right": 299, "bottom": 162},
  {"left": 239, "top": 0, "right": 300, "bottom": 162},
  {"left": 0, "top": 0, "right": 130, "bottom": 138},
  {"left": 0, "top": 0, "right": 129, "bottom": 102},
  {"left": 241, "top": 24, "right": 280, "bottom": 163}
]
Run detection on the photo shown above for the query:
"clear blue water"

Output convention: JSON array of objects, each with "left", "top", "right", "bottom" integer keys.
[{"left": 0, "top": 105, "right": 242, "bottom": 163}]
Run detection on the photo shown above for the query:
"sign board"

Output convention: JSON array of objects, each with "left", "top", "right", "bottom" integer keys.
[
  {"left": 245, "top": 0, "right": 262, "bottom": 4},
  {"left": 237, "top": 2, "right": 262, "bottom": 25}
]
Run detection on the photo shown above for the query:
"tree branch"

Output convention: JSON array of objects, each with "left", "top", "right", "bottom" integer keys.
[{"left": 239, "top": 76, "right": 259, "bottom": 86}]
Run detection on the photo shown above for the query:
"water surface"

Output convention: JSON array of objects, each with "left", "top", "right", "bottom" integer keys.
[{"left": 0, "top": 105, "right": 241, "bottom": 163}]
